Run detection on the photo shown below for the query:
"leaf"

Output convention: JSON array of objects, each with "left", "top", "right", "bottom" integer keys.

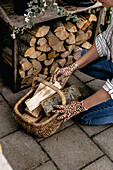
[{"left": 33, "top": 0, "right": 38, "bottom": 3}]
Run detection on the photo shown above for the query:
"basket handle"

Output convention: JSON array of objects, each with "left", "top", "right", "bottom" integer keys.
[{"left": 32, "top": 77, "right": 66, "bottom": 105}]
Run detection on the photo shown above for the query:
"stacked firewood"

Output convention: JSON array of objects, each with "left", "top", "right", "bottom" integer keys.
[{"left": 2, "top": 13, "right": 97, "bottom": 87}]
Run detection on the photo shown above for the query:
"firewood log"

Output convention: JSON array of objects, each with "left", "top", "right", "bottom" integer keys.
[
  {"left": 44, "top": 58, "right": 54, "bottom": 66},
  {"left": 38, "top": 74, "right": 47, "bottom": 80},
  {"left": 85, "top": 29, "right": 92, "bottom": 40},
  {"left": 81, "top": 41, "right": 92, "bottom": 49},
  {"left": 66, "top": 55, "right": 73, "bottom": 66},
  {"left": 65, "top": 45, "right": 76, "bottom": 53},
  {"left": 81, "top": 20, "right": 91, "bottom": 31},
  {"left": 52, "top": 41, "right": 66, "bottom": 52},
  {"left": 19, "top": 68, "right": 25, "bottom": 78},
  {"left": 23, "top": 112, "right": 42, "bottom": 122},
  {"left": 25, "top": 81, "right": 62, "bottom": 111},
  {"left": 20, "top": 59, "right": 33, "bottom": 71},
  {"left": 36, "top": 25, "right": 50, "bottom": 37},
  {"left": 18, "top": 43, "right": 29, "bottom": 56},
  {"left": 31, "top": 60, "right": 42, "bottom": 73},
  {"left": 36, "top": 43, "right": 51, "bottom": 52},
  {"left": 24, "top": 47, "right": 35, "bottom": 57},
  {"left": 41, "top": 85, "right": 81, "bottom": 115},
  {"left": 73, "top": 50, "right": 81, "bottom": 61},
  {"left": 27, "top": 68, "right": 34, "bottom": 76},
  {"left": 89, "top": 14, "right": 97, "bottom": 22},
  {"left": 37, "top": 53, "right": 46, "bottom": 61},
  {"left": 75, "top": 31, "right": 88, "bottom": 45},
  {"left": 19, "top": 32, "right": 36, "bottom": 47},
  {"left": 37, "top": 37, "right": 47, "bottom": 46},
  {"left": 21, "top": 75, "right": 35, "bottom": 85},
  {"left": 49, "top": 62, "right": 59, "bottom": 74},
  {"left": 48, "top": 51, "right": 59, "bottom": 60},
  {"left": 56, "top": 58, "right": 66, "bottom": 67},
  {"left": 76, "top": 16, "right": 87, "bottom": 30},
  {"left": 28, "top": 51, "right": 42, "bottom": 59},
  {"left": 43, "top": 67, "right": 48, "bottom": 75},
  {"left": 64, "top": 21, "right": 77, "bottom": 33},
  {"left": 25, "top": 105, "right": 42, "bottom": 118},
  {"left": 66, "top": 33, "right": 75, "bottom": 44},
  {"left": 60, "top": 51, "right": 71, "bottom": 58}
]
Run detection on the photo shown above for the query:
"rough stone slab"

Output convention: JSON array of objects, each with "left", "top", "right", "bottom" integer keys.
[
  {"left": 40, "top": 125, "right": 103, "bottom": 170},
  {"left": 0, "top": 101, "right": 20, "bottom": 138},
  {"left": 1, "top": 87, "right": 27, "bottom": 108},
  {"left": 0, "top": 131, "right": 48, "bottom": 170},
  {"left": 68, "top": 75, "right": 93, "bottom": 100},
  {"left": 82, "top": 156, "right": 113, "bottom": 170},
  {"left": 79, "top": 124, "right": 111, "bottom": 137},
  {"left": 93, "top": 126, "right": 113, "bottom": 161},
  {"left": 74, "top": 70, "right": 95, "bottom": 83},
  {"left": 86, "top": 79, "right": 105, "bottom": 92},
  {"left": 34, "top": 161, "right": 57, "bottom": 170},
  {"left": 36, "top": 119, "right": 74, "bottom": 142}
]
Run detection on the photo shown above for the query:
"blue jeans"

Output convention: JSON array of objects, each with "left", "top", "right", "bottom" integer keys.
[{"left": 73, "top": 49, "right": 113, "bottom": 125}]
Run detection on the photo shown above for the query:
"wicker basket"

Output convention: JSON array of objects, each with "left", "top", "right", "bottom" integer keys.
[{"left": 13, "top": 77, "right": 67, "bottom": 138}]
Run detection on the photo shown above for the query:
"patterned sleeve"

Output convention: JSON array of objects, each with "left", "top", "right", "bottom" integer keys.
[{"left": 102, "top": 79, "right": 113, "bottom": 99}]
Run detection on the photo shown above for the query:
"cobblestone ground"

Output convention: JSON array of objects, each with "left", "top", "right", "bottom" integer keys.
[{"left": 0, "top": 66, "right": 113, "bottom": 170}]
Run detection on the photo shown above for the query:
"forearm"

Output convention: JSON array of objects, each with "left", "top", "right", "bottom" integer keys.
[
  {"left": 73, "top": 43, "right": 100, "bottom": 70},
  {"left": 83, "top": 88, "right": 111, "bottom": 110}
]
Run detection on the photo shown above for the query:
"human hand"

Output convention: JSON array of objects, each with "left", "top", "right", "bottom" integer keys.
[
  {"left": 52, "top": 100, "right": 86, "bottom": 122},
  {"left": 52, "top": 63, "right": 79, "bottom": 84}
]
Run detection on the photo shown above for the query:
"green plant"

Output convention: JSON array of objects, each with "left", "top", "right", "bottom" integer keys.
[{"left": 11, "top": 0, "right": 80, "bottom": 39}]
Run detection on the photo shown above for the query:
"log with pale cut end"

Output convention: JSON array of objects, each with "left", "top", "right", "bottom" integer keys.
[
  {"left": 38, "top": 74, "right": 47, "bottom": 80},
  {"left": 43, "top": 67, "right": 48, "bottom": 75},
  {"left": 24, "top": 47, "right": 35, "bottom": 57},
  {"left": 65, "top": 44, "right": 76, "bottom": 53},
  {"left": 52, "top": 41, "right": 66, "bottom": 52},
  {"left": 23, "top": 112, "right": 42, "bottom": 123},
  {"left": 29, "top": 51, "right": 42, "bottom": 59},
  {"left": 66, "top": 55, "right": 73, "bottom": 66},
  {"left": 25, "top": 105, "right": 41, "bottom": 118},
  {"left": 73, "top": 46, "right": 82, "bottom": 53},
  {"left": 75, "top": 32, "right": 88, "bottom": 45},
  {"left": 81, "top": 41, "right": 92, "bottom": 49},
  {"left": 85, "top": 29, "right": 92, "bottom": 40},
  {"left": 66, "top": 33, "right": 75, "bottom": 44},
  {"left": 36, "top": 43, "right": 51, "bottom": 52},
  {"left": 73, "top": 50, "right": 81, "bottom": 61},
  {"left": 76, "top": 16, "right": 87, "bottom": 30},
  {"left": 31, "top": 60, "right": 42, "bottom": 72},
  {"left": 49, "top": 62, "right": 59, "bottom": 74},
  {"left": 21, "top": 59, "right": 33, "bottom": 71},
  {"left": 48, "top": 51, "right": 59, "bottom": 60},
  {"left": 56, "top": 58, "right": 66, "bottom": 67},
  {"left": 19, "top": 32, "right": 36, "bottom": 47},
  {"left": 36, "top": 25, "right": 50, "bottom": 37},
  {"left": 44, "top": 58, "right": 54, "bottom": 66},
  {"left": 60, "top": 51, "right": 71, "bottom": 58},
  {"left": 19, "top": 68, "right": 25, "bottom": 78},
  {"left": 37, "top": 53, "right": 46, "bottom": 61},
  {"left": 55, "top": 28, "right": 69, "bottom": 41},
  {"left": 21, "top": 75, "right": 35, "bottom": 85},
  {"left": 89, "top": 14, "right": 97, "bottom": 22},
  {"left": 41, "top": 85, "right": 81, "bottom": 115},
  {"left": 37, "top": 37, "right": 47, "bottom": 46},
  {"left": 27, "top": 67, "right": 34, "bottom": 76},
  {"left": 81, "top": 20, "right": 91, "bottom": 31},
  {"left": 30, "top": 36, "right": 37, "bottom": 47},
  {"left": 25, "top": 81, "right": 62, "bottom": 112},
  {"left": 64, "top": 21, "right": 77, "bottom": 33}
]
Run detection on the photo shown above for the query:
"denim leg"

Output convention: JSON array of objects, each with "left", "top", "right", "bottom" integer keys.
[{"left": 76, "top": 98, "right": 113, "bottom": 125}]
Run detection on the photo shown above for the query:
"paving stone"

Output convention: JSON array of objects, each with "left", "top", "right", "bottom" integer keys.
[
  {"left": 0, "top": 101, "right": 20, "bottom": 138},
  {"left": 93, "top": 127, "right": 113, "bottom": 161},
  {"left": 40, "top": 125, "right": 103, "bottom": 170},
  {"left": 0, "top": 131, "right": 48, "bottom": 170},
  {"left": 79, "top": 124, "right": 111, "bottom": 137},
  {"left": 1, "top": 87, "right": 27, "bottom": 108},
  {"left": 34, "top": 161, "right": 57, "bottom": 170},
  {"left": 68, "top": 75, "right": 93, "bottom": 100},
  {"left": 86, "top": 79, "right": 105, "bottom": 92},
  {"left": 36, "top": 119, "right": 74, "bottom": 142},
  {"left": 74, "top": 70, "right": 95, "bottom": 83},
  {"left": 82, "top": 156, "right": 113, "bottom": 170}
]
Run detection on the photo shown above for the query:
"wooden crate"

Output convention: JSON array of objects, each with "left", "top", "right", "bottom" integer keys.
[{"left": 0, "top": 0, "right": 103, "bottom": 92}]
